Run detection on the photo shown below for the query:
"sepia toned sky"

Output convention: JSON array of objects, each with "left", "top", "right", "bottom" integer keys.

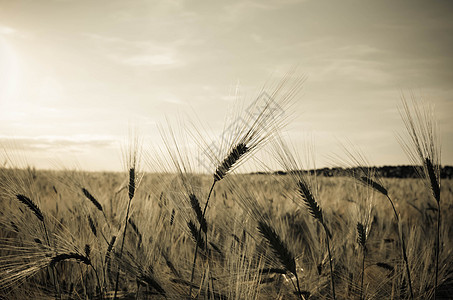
[{"left": 0, "top": 0, "right": 452, "bottom": 171}]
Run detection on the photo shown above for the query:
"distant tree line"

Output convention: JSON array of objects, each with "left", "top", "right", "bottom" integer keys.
[{"left": 269, "top": 165, "right": 453, "bottom": 179}]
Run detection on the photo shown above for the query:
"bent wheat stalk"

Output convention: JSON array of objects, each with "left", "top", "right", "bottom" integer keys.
[
  {"left": 341, "top": 144, "right": 414, "bottom": 299},
  {"left": 297, "top": 180, "right": 336, "bottom": 300},
  {"left": 189, "top": 142, "right": 253, "bottom": 298},
  {"left": 357, "top": 175, "right": 414, "bottom": 299},
  {"left": 258, "top": 221, "right": 305, "bottom": 300},
  {"left": 399, "top": 96, "right": 441, "bottom": 298}
]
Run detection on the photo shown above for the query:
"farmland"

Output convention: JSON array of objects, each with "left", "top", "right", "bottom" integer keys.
[{"left": 0, "top": 168, "right": 452, "bottom": 299}]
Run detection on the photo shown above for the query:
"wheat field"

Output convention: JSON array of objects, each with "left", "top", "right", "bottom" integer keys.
[
  {"left": 0, "top": 169, "right": 452, "bottom": 299},
  {"left": 0, "top": 78, "right": 452, "bottom": 299}
]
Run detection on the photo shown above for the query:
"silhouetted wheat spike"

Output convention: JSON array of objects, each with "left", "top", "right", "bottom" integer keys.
[
  {"left": 425, "top": 158, "right": 440, "bottom": 203},
  {"left": 188, "top": 220, "right": 206, "bottom": 251},
  {"left": 16, "top": 194, "right": 43, "bottom": 222},
  {"left": 426, "top": 157, "right": 441, "bottom": 299},
  {"left": 138, "top": 274, "right": 166, "bottom": 297},
  {"left": 16, "top": 194, "right": 58, "bottom": 296},
  {"left": 356, "top": 175, "right": 400, "bottom": 221},
  {"left": 128, "top": 218, "right": 140, "bottom": 236},
  {"left": 357, "top": 222, "right": 366, "bottom": 249},
  {"left": 214, "top": 143, "right": 248, "bottom": 182},
  {"left": 258, "top": 221, "right": 305, "bottom": 300},
  {"left": 128, "top": 168, "right": 135, "bottom": 200},
  {"left": 82, "top": 188, "right": 102, "bottom": 211},
  {"left": 81, "top": 187, "right": 106, "bottom": 217},
  {"left": 297, "top": 181, "right": 323, "bottom": 222},
  {"left": 359, "top": 176, "right": 388, "bottom": 196},
  {"left": 88, "top": 216, "right": 97, "bottom": 237},
  {"left": 258, "top": 221, "right": 296, "bottom": 275},
  {"left": 189, "top": 194, "right": 207, "bottom": 234},
  {"left": 209, "top": 242, "right": 223, "bottom": 256},
  {"left": 161, "top": 250, "right": 181, "bottom": 278},
  {"left": 297, "top": 181, "right": 320, "bottom": 219},
  {"left": 170, "top": 209, "right": 175, "bottom": 226},
  {"left": 357, "top": 222, "right": 367, "bottom": 300},
  {"left": 376, "top": 262, "right": 394, "bottom": 272},
  {"left": 50, "top": 253, "right": 91, "bottom": 267},
  {"left": 105, "top": 236, "right": 116, "bottom": 263},
  {"left": 297, "top": 181, "right": 335, "bottom": 299}
]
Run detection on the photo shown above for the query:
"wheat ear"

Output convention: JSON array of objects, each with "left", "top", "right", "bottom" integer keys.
[
  {"left": 357, "top": 222, "right": 367, "bottom": 300},
  {"left": 16, "top": 194, "right": 43, "bottom": 222},
  {"left": 189, "top": 194, "right": 207, "bottom": 234},
  {"left": 214, "top": 143, "right": 248, "bottom": 182},
  {"left": 50, "top": 253, "right": 91, "bottom": 267}
]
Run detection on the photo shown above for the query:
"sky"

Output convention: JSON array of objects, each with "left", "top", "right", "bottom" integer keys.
[{"left": 0, "top": 0, "right": 452, "bottom": 172}]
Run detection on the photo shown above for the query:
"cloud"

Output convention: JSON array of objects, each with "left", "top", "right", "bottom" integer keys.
[
  {"left": 111, "top": 53, "right": 177, "bottom": 66},
  {"left": 82, "top": 32, "right": 183, "bottom": 68},
  {"left": 0, "top": 135, "right": 118, "bottom": 154},
  {"left": 0, "top": 25, "right": 16, "bottom": 36},
  {"left": 225, "top": 0, "right": 308, "bottom": 13}
]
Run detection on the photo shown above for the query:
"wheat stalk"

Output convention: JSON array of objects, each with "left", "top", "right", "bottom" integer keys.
[
  {"left": 257, "top": 221, "right": 305, "bottom": 300},
  {"left": 272, "top": 137, "right": 336, "bottom": 299},
  {"left": 50, "top": 248, "right": 103, "bottom": 299},
  {"left": 340, "top": 144, "right": 414, "bottom": 299},
  {"left": 425, "top": 158, "right": 440, "bottom": 203},
  {"left": 399, "top": 95, "right": 440, "bottom": 299},
  {"left": 357, "top": 222, "right": 367, "bottom": 300},
  {"left": 114, "top": 168, "right": 136, "bottom": 300},
  {"left": 114, "top": 132, "right": 141, "bottom": 300}
]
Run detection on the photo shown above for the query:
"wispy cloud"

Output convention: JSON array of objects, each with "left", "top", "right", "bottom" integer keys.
[
  {"left": 0, "top": 135, "right": 117, "bottom": 153},
  {"left": 82, "top": 32, "right": 184, "bottom": 68},
  {"left": 110, "top": 53, "right": 177, "bottom": 66},
  {"left": 0, "top": 25, "right": 16, "bottom": 36}
]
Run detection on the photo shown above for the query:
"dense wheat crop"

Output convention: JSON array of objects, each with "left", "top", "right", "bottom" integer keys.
[{"left": 0, "top": 168, "right": 452, "bottom": 299}]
